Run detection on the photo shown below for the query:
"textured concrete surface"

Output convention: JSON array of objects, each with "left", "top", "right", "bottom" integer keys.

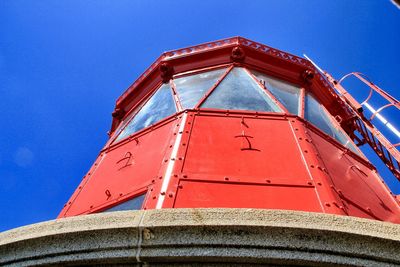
[{"left": 0, "top": 209, "right": 400, "bottom": 266}]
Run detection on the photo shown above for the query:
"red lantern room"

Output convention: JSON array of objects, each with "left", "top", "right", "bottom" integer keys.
[{"left": 58, "top": 37, "right": 400, "bottom": 224}]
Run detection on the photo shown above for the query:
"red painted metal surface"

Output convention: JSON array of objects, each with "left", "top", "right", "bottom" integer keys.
[
  {"left": 59, "top": 117, "right": 178, "bottom": 217},
  {"left": 59, "top": 37, "right": 400, "bottom": 224}
]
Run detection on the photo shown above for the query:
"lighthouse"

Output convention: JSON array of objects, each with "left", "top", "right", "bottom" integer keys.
[
  {"left": 58, "top": 37, "right": 400, "bottom": 222},
  {"left": 1, "top": 37, "right": 400, "bottom": 266}
]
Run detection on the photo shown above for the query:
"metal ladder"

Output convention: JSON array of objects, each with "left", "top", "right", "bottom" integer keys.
[{"left": 326, "top": 72, "right": 400, "bottom": 181}]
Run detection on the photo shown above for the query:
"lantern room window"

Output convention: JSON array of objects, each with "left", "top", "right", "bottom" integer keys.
[
  {"left": 174, "top": 68, "right": 227, "bottom": 109},
  {"left": 305, "top": 93, "right": 360, "bottom": 154},
  {"left": 201, "top": 67, "right": 282, "bottom": 112},
  {"left": 251, "top": 70, "right": 301, "bottom": 115},
  {"left": 115, "top": 83, "right": 177, "bottom": 142},
  {"left": 113, "top": 66, "right": 360, "bottom": 157}
]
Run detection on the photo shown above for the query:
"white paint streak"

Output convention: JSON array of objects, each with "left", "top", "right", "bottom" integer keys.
[{"left": 156, "top": 113, "right": 188, "bottom": 209}]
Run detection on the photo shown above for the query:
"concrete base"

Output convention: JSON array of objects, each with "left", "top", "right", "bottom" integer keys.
[{"left": 1, "top": 209, "right": 400, "bottom": 266}]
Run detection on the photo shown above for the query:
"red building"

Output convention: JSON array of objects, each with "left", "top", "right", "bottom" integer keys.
[{"left": 59, "top": 37, "right": 400, "bottom": 224}]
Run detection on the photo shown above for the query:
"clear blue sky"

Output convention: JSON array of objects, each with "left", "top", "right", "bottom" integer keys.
[{"left": 0, "top": 1, "right": 399, "bottom": 232}]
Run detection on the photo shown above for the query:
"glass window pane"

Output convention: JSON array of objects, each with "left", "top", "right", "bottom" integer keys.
[
  {"left": 251, "top": 70, "right": 301, "bottom": 115},
  {"left": 305, "top": 93, "right": 360, "bottom": 154},
  {"left": 174, "top": 68, "right": 227, "bottom": 109},
  {"left": 103, "top": 193, "right": 145, "bottom": 212},
  {"left": 116, "top": 83, "right": 177, "bottom": 142},
  {"left": 201, "top": 67, "right": 281, "bottom": 112}
]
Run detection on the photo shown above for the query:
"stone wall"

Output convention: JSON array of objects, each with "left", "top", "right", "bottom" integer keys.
[{"left": 1, "top": 209, "right": 400, "bottom": 266}]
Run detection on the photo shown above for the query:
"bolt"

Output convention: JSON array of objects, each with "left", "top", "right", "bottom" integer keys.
[
  {"left": 224, "top": 177, "right": 229, "bottom": 181},
  {"left": 325, "top": 203, "right": 331, "bottom": 207},
  {"left": 168, "top": 193, "right": 173, "bottom": 198},
  {"left": 266, "top": 179, "right": 271, "bottom": 183}
]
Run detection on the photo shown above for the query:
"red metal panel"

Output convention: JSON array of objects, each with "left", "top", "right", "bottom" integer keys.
[
  {"left": 308, "top": 129, "right": 400, "bottom": 223},
  {"left": 174, "top": 180, "right": 321, "bottom": 212},
  {"left": 59, "top": 119, "right": 177, "bottom": 217},
  {"left": 182, "top": 113, "right": 311, "bottom": 181}
]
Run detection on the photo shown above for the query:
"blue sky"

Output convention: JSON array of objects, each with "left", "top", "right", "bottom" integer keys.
[{"left": 0, "top": 1, "right": 399, "bottom": 232}]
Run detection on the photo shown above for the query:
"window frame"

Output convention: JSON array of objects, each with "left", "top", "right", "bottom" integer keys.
[
  {"left": 171, "top": 66, "right": 230, "bottom": 110},
  {"left": 110, "top": 82, "right": 177, "bottom": 145},
  {"left": 99, "top": 190, "right": 148, "bottom": 213},
  {"left": 245, "top": 68, "right": 290, "bottom": 114}
]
